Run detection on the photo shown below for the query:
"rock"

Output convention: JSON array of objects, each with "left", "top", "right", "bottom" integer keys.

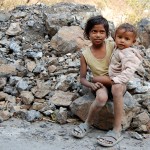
[
  {"left": 25, "top": 110, "right": 42, "bottom": 122},
  {"left": 50, "top": 90, "right": 76, "bottom": 107},
  {"left": 31, "top": 80, "right": 51, "bottom": 98},
  {"left": 48, "top": 65, "right": 57, "bottom": 73},
  {"left": 0, "top": 116, "right": 3, "bottom": 123},
  {"left": 131, "top": 111, "right": 150, "bottom": 129},
  {"left": 26, "top": 60, "right": 36, "bottom": 72},
  {"left": 146, "top": 120, "right": 150, "bottom": 133},
  {"left": 5, "top": 95, "right": 16, "bottom": 104},
  {"left": 44, "top": 2, "right": 101, "bottom": 37},
  {"left": 0, "top": 64, "right": 16, "bottom": 77},
  {"left": 20, "top": 91, "right": 34, "bottom": 105},
  {"left": 70, "top": 91, "right": 139, "bottom": 130},
  {"left": 12, "top": 106, "right": 27, "bottom": 119},
  {"left": 12, "top": 11, "right": 27, "bottom": 19},
  {"left": 9, "top": 41, "right": 21, "bottom": 53},
  {"left": 129, "top": 131, "right": 143, "bottom": 140},
  {"left": 0, "top": 110, "right": 11, "bottom": 121},
  {"left": 55, "top": 74, "right": 76, "bottom": 92},
  {"left": 0, "top": 12, "right": 11, "bottom": 22},
  {"left": 16, "top": 80, "right": 29, "bottom": 91},
  {"left": 0, "top": 78, "right": 6, "bottom": 89},
  {"left": 137, "top": 18, "right": 150, "bottom": 48},
  {"left": 50, "top": 26, "right": 90, "bottom": 56},
  {"left": 6, "top": 22, "right": 22, "bottom": 36},
  {"left": 56, "top": 107, "right": 68, "bottom": 124},
  {"left": 32, "top": 102, "right": 47, "bottom": 111},
  {"left": 0, "top": 91, "right": 8, "bottom": 101}
]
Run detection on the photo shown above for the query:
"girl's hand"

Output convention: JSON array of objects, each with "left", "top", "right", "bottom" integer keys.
[{"left": 90, "top": 82, "right": 104, "bottom": 91}]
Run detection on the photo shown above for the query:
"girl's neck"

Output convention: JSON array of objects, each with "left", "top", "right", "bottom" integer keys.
[{"left": 91, "top": 41, "right": 105, "bottom": 50}]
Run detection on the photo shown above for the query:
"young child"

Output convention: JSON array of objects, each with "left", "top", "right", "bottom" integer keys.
[
  {"left": 71, "top": 15, "right": 115, "bottom": 139},
  {"left": 97, "top": 23, "right": 142, "bottom": 147}
]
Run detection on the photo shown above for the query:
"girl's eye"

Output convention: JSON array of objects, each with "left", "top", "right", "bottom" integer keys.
[
  {"left": 92, "top": 30, "right": 97, "bottom": 33},
  {"left": 100, "top": 31, "right": 105, "bottom": 34}
]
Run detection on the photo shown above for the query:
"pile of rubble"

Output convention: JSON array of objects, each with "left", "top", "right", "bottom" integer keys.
[{"left": 0, "top": 2, "right": 150, "bottom": 133}]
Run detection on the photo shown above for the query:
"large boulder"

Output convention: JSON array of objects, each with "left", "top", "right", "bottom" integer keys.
[
  {"left": 70, "top": 91, "right": 140, "bottom": 130},
  {"left": 44, "top": 2, "right": 101, "bottom": 37},
  {"left": 50, "top": 26, "right": 90, "bottom": 56}
]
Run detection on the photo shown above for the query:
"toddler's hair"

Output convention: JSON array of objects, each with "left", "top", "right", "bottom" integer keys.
[
  {"left": 115, "top": 23, "right": 137, "bottom": 38},
  {"left": 84, "top": 15, "right": 109, "bottom": 39}
]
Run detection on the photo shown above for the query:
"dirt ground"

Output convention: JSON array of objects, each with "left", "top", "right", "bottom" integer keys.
[{"left": 0, "top": 118, "right": 150, "bottom": 150}]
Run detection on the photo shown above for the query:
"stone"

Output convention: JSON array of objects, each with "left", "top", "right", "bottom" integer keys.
[
  {"left": 0, "top": 111, "right": 11, "bottom": 121},
  {"left": 0, "top": 91, "right": 8, "bottom": 101},
  {"left": 0, "top": 12, "right": 10, "bottom": 22},
  {"left": 50, "top": 26, "right": 90, "bottom": 56},
  {"left": 132, "top": 111, "right": 150, "bottom": 127},
  {"left": 32, "top": 102, "right": 47, "bottom": 111},
  {"left": 12, "top": 12, "right": 27, "bottom": 19},
  {"left": 70, "top": 91, "right": 139, "bottom": 130},
  {"left": 129, "top": 131, "right": 143, "bottom": 140},
  {"left": 50, "top": 90, "right": 76, "bottom": 107},
  {"left": 20, "top": 91, "right": 34, "bottom": 105},
  {"left": 26, "top": 60, "right": 36, "bottom": 72},
  {"left": 6, "top": 22, "right": 22, "bottom": 36},
  {"left": 25, "top": 110, "right": 42, "bottom": 122},
  {"left": 48, "top": 65, "right": 57, "bottom": 73},
  {"left": 0, "top": 78, "right": 6, "bottom": 89},
  {"left": 31, "top": 80, "right": 51, "bottom": 98},
  {"left": 0, "top": 64, "right": 16, "bottom": 77},
  {"left": 56, "top": 107, "right": 67, "bottom": 124}
]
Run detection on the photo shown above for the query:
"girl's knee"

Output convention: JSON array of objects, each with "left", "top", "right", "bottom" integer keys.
[
  {"left": 95, "top": 88, "right": 108, "bottom": 107},
  {"left": 95, "top": 95, "right": 107, "bottom": 107}
]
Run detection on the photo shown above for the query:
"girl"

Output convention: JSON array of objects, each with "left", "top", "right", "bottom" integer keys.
[{"left": 72, "top": 15, "right": 119, "bottom": 145}]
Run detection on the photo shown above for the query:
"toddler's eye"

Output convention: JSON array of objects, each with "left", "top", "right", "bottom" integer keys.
[
  {"left": 125, "top": 37, "right": 130, "bottom": 40},
  {"left": 117, "top": 36, "right": 122, "bottom": 39}
]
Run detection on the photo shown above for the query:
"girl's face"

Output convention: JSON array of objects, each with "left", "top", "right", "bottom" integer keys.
[
  {"left": 115, "top": 29, "right": 136, "bottom": 50},
  {"left": 89, "top": 24, "right": 107, "bottom": 46}
]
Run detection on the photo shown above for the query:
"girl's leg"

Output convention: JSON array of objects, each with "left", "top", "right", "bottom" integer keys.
[
  {"left": 86, "top": 86, "right": 108, "bottom": 125},
  {"left": 111, "top": 84, "right": 126, "bottom": 132},
  {"left": 72, "top": 86, "right": 108, "bottom": 138}
]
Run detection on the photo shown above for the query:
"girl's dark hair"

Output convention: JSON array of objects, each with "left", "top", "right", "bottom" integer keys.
[
  {"left": 84, "top": 15, "right": 109, "bottom": 40},
  {"left": 115, "top": 23, "right": 137, "bottom": 38}
]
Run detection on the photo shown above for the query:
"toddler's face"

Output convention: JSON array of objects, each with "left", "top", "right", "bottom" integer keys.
[{"left": 115, "top": 29, "right": 136, "bottom": 50}]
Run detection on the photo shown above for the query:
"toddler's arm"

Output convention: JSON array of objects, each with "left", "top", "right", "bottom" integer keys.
[
  {"left": 92, "top": 76, "right": 112, "bottom": 87},
  {"left": 111, "top": 48, "right": 142, "bottom": 84}
]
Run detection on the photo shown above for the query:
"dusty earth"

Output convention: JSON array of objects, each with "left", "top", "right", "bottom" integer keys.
[{"left": 0, "top": 118, "right": 150, "bottom": 150}]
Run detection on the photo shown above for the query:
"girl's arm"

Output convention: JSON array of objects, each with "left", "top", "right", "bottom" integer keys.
[{"left": 80, "top": 55, "right": 102, "bottom": 90}]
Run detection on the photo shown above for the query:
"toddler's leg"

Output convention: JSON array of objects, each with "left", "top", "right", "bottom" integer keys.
[
  {"left": 111, "top": 83, "right": 126, "bottom": 133},
  {"left": 97, "top": 84, "right": 126, "bottom": 146}
]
